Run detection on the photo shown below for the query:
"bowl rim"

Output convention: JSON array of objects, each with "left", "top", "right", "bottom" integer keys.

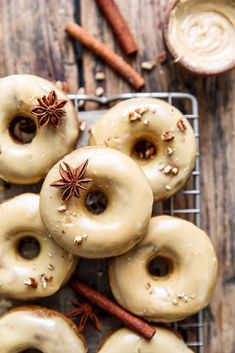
[{"left": 162, "top": 0, "right": 235, "bottom": 76}]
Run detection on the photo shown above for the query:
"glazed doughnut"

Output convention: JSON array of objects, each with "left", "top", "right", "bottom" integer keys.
[
  {"left": 40, "top": 146, "right": 153, "bottom": 259},
  {"left": 0, "top": 306, "right": 87, "bottom": 353},
  {"left": 0, "top": 74, "right": 79, "bottom": 184},
  {"left": 89, "top": 98, "right": 196, "bottom": 201},
  {"left": 98, "top": 327, "right": 193, "bottom": 353},
  {"left": 0, "top": 193, "right": 77, "bottom": 300},
  {"left": 109, "top": 216, "right": 218, "bottom": 322}
]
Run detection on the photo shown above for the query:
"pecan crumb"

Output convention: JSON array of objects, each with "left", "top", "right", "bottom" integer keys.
[
  {"left": 40, "top": 274, "right": 51, "bottom": 289},
  {"left": 57, "top": 204, "right": 67, "bottom": 212},
  {"left": 172, "top": 167, "right": 179, "bottom": 175},
  {"left": 128, "top": 107, "right": 149, "bottom": 122},
  {"left": 95, "top": 86, "right": 104, "bottom": 97},
  {"left": 128, "top": 111, "right": 142, "bottom": 122},
  {"left": 24, "top": 277, "right": 38, "bottom": 288},
  {"left": 163, "top": 165, "right": 172, "bottom": 174},
  {"left": 161, "top": 131, "right": 175, "bottom": 141},
  {"left": 177, "top": 118, "right": 187, "bottom": 132},
  {"left": 95, "top": 71, "right": 105, "bottom": 81},
  {"left": 77, "top": 87, "right": 85, "bottom": 108},
  {"left": 48, "top": 264, "right": 55, "bottom": 271},
  {"left": 74, "top": 234, "right": 88, "bottom": 245},
  {"left": 167, "top": 147, "right": 174, "bottom": 155},
  {"left": 141, "top": 60, "right": 156, "bottom": 71},
  {"left": 172, "top": 299, "right": 178, "bottom": 305},
  {"left": 79, "top": 120, "right": 87, "bottom": 132},
  {"left": 74, "top": 235, "right": 83, "bottom": 245},
  {"left": 143, "top": 118, "right": 149, "bottom": 125}
]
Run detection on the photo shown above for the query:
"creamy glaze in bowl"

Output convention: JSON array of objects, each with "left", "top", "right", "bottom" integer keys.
[{"left": 163, "top": 0, "right": 235, "bottom": 75}]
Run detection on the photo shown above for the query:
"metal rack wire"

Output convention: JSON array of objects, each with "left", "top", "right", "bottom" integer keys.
[{"left": 69, "top": 92, "right": 204, "bottom": 353}]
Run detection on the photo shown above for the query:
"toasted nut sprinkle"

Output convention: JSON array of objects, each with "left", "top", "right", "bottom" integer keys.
[
  {"left": 177, "top": 118, "right": 187, "bottom": 132},
  {"left": 143, "top": 118, "right": 149, "bottom": 125},
  {"left": 95, "top": 71, "right": 105, "bottom": 80},
  {"left": 161, "top": 131, "right": 175, "bottom": 141},
  {"left": 95, "top": 86, "right": 104, "bottom": 97},
  {"left": 79, "top": 120, "right": 87, "bottom": 132},
  {"left": 24, "top": 277, "right": 38, "bottom": 288},
  {"left": 40, "top": 274, "right": 49, "bottom": 289},
  {"left": 163, "top": 165, "right": 172, "bottom": 174},
  {"left": 167, "top": 147, "right": 174, "bottom": 155},
  {"left": 77, "top": 87, "right": 85, "bottom": 108},
  {"left": 141, "top": 60, "right": 156, "bottom": 71},
  {"left": 40, "top": 274, "right": 47, "bottom": 289},
  {"left": 48, "top": 264, "right": 55, "bottom": 271},
  {"left": 74, "top": 235, "right": 83, "bottom": 245},
  {"left": 128, "top": 107, "right": 149, "bottom": 122},
  {"left": 57, "top": 204, "right": 67, "bottom": 212},
  {"left": 172, "top": 167, "right": 179, "bottom": 175},
  {"left": 128, "top": 111, "right": 142, "bottom": 122}
]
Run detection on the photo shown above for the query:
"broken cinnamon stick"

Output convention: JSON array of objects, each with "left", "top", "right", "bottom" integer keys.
[
  {"left": 95, "top": 0, "right": 138, "bottom": 55},
  {"left": 65, "top": 22, "right": 145, "bottom": 90},
  {"left": 71, "top": 280, "right": 156, "bottom": 341}
]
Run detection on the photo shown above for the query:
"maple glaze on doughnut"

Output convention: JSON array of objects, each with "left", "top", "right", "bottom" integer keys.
[
  {"left": 109, "top": 216, "right": 218, "bottom": 322},
  {"left": 40, "top": 146, "right": 153, "bottom": 259},
  {"left": 98, "top": 327, "right": 194, "bottom": 353},
  {"left": 0, "top": 74, "right": 79, "bottom": 184},
  {"left": 89, "top": 98, "right": 196, "bottom": 201},
  {"left": 0, "top": 306, "right": 87, "bottom": 353},
  {"left": 0, "top": 193, "right": 77, "bottom": 299}
]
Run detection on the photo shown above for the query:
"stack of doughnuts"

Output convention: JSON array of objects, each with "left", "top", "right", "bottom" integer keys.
[{"left": 0, "top": 74, "right": 218, "bottom": 352}]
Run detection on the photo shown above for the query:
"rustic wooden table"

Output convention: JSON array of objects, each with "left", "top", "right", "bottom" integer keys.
[{"left": 0, "top": 0, "right": 234, "bottom": 352}]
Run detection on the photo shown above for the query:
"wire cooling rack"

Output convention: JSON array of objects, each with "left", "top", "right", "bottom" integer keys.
[
  {"left": 0, "top": 92, "right": 204, "bottom": 353},
  {"left": 67, "top": 92, "right": 204, "bottom": 353}
]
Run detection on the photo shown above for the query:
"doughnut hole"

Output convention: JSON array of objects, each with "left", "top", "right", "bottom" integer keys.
[
  {"left": 131, "top": 137, "right": 156, "bottom": 164},
  {"left": 8, "top": 116, "right": 37, "bottom": 144},
  {"left": 85, "top": 190, "right": 108, "bottom": 215},
  {"left": 148, "top": 256, "right": 174, "bottom": 278},
  {"left": 17, "top": 236, "right": 41, "bottom": 260}
]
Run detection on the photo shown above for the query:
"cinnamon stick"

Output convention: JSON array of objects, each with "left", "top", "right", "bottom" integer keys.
[
  {"left": 95, "top": 0, "right": 138, "bottom": 55},
  {"left": 65, "top": 22, "right": 145, "bottom": 90},
  {"left": 71, "top": 280, "right": 156, "bottom": 341}
]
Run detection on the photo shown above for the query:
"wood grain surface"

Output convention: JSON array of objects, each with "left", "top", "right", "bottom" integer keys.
[{"left": 0, "top": 0, "right": 234, "bottom": 352}]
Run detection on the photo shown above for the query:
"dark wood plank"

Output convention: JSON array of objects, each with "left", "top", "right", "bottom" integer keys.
[
  {"left": 81, "top": 1, "right": 235, "bottom": 352},
  {"left": 0, "top": 0, "right": 234, "bottom": 352},
  {"left": 0, "top": 0, "right": 78, "bottom": 91}
]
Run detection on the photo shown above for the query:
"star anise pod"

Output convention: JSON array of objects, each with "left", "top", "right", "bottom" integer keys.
[
  {"left": 50, "top": 159, "right": 92, "bottom": 201},
  {"left": 66, "top": 298, "right": 101, "bottom": 333},
  {"left": 31, "top": 90, "right": 67, "bottom": 127}
]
